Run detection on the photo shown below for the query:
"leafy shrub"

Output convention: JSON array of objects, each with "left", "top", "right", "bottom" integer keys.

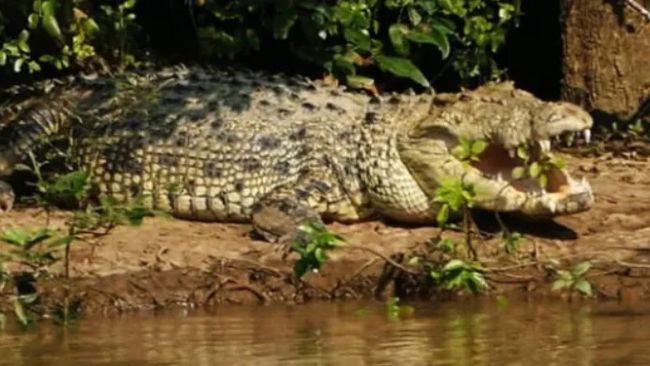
[
  {"left": 0, "top": 0, "right": 137, "bottom": 78},
  {"left": 1, "top": 0, "right": 522, "bottom": 88},
  {"left": 194, "top": 0, "right": 522, "bottom": 88}
]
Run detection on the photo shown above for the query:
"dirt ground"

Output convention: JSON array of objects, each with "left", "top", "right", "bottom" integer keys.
[{"left": 1, "top": 148, "right": 650, "bottom": 315}]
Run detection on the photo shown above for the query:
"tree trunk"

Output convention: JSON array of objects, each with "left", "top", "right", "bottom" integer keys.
[{"left": 561, "top": 0, "right": 650, "bottom": 122}]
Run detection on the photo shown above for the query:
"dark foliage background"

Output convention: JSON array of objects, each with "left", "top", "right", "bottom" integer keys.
[{"left": 0, "top": 0, "right": 522, "bottom": 91}]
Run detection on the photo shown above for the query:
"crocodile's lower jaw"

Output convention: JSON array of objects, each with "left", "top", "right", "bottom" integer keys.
[{"left": 469, "top": 141, "right": 593, "bottom": 217}]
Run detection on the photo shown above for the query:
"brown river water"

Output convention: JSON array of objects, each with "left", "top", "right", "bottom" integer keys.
[{"left": 1, "top": 299, "right": 649, "bottom": 366}]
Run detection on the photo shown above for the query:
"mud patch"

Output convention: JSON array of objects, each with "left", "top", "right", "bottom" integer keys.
[{"left": 1, "top": 154, "right": 650, "bottom": 315}]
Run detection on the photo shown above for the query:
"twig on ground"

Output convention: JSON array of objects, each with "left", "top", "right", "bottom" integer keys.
[
  {"left": 346, "top": 245, "right": 420, "bottom": 274},
  {"left": 617, "top": 260, "right": 650, "bottom": 269},
  {"left": 626, "top": 0, "right": 650, "bottom": 21},
  {"left": 483, "top": 261, "right": 538, "bottom": 272},
  {"left": 348, "top": 258, "right": 379, "bottom": 280}
]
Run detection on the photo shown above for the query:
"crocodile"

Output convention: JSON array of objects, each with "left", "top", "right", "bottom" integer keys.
[{"left": 0, "top": 65, "right": 594, "bottom": 241}]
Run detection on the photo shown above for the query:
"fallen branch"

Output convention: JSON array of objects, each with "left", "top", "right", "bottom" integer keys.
[
  {"left": 483, "top": 261, "right": 538, "bottom": 272},
  {"left": 626, "top": 0, "right": 650, "bottom": 21},
  {"left": 617, "top": 260, "right": 650, "bottom": 269},
  {"left": 345, "top": 245, "right": 420, "bottom": 275}
]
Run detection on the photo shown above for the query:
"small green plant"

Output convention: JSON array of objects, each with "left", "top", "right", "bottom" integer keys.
[
  {"left": 0, "top": 228, "right": 70, "bottom": 328},
  {"left": 627, "top": 119, "right": 646, "bottom": 137},
  {"left": 433, "top": 178, "right": 476, "bottom": 227},
  {"left": 433, "top": 177, "right": 478, "bottom": 259},
  {"left": 451, "top": 138, "right": 488, "bottom": 165},
  {"left": 385, "top": 296, "right": 415, "bottom": 319},
  {"left": 291, "top": 221, "right": 344, "bottom": 278},
  {"left": 435, "top": 237, "right": 458, "bottom": 254},
  {"left": 430, "top": 259, "right": 487, "bottom": 294},
  {"left": 0, "top": 228, "right": 70, "bottom": 273},
  {"left": 99, "top": 0, "right": 139, "bottom": 69},
  {"left": 551, "top": 261, "right": 593, "bottom": 297},
  {"left": 511, "top": 143, "right": 566, "bottom": 189},
  {"left": 0, "top": 153, "right": 154, "bottom": 328},
  {"left": 501, "top": 230, "right": 523, "bottom": 255},
  {"left": 0, "top": 0, "right": 100, "bottom": 74}
]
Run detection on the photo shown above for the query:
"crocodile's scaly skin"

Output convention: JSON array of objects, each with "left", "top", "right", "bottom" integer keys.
[{"left": 0, "top": 66, "right": 594, "bottom": 238}]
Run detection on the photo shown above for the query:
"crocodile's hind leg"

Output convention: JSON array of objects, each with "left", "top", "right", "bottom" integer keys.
[
  {"left": 0, "top": 181, "right": 15, "bottom": 213},
  {"left": 251, "top": 172, "right": 334, "bottom": 244}
]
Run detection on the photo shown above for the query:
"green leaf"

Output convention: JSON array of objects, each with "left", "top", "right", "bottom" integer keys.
[
  {"left": 23, "top": 229, "right": 55, "bottom": 250},
  {"left": 550, "top": 157, "right": 566, "bottom": 169},
  {"left": 511, "top": 166, "right": 525, "bottom": 179},
  {"left": 407, "top": 7, "right": 422, "bottom": 25},
  {"left": 28, "top": 14, "right": 39, "bottom": 29},
  {"left": 552, "top": 279, "right": 569, "bottom": 291},
  {"left": 431, "top": 17, "right": 456, "bottom": 34},
  {"left": 82, "top": 18, "right": 100, "bottom": 36},
  {"left": 314, "top": 247, "right": 325, "bottom": 263},
  {"left": 516, "top": 146, "right": 529, "bottom": 160},
  {"left": 42, "top": 13, "right": 63, "bottom": 42},
  {"left": 344, "top": 28, "right": 371, "bottom": 51},
  {"left": 442, "top": 259, "right": 466, "bottom": 272},
  {"left": 124, "top": 207, "right": 147, "bottom": 226},
  {"left": 470, "top": 140, "right": 488, "bottom": 155},
  {"left": 122, "top": 0, "right": 137, "bottom": 10},
  {"left": 375, "top": 55, "right": 430, "bottom": 87},
  {"left": 537, "top": 174, "right": 548, "bottom": 188},
  {"left": 27, "top": 61, "right": 41, "bottom": 73},
  {"left": 13, "top": 298, "right": 30, "bottom": 327},
  {"left": 574, "top": 279, "right": 593, "bottom": 296},
  {"left": 451, "top": 144, "right": 469, "bottom": 160},
  {"left": 436, "top": 204, "right": 450, "bottom": 226},
  {"left": 346, "top": 75, "right": 375, "bottom": 89},
  {"left": 48, "top": 235, "right": 74, "bottom": 249},
  {"left": 273, "top": 6, "right": 298, "bottom": 40},
  {"left": 2, "top": 229, "right": 29, "bottom": 246},
  {"left": 0, "top": 51, "right": 6, "bottom": 66},
  {"left": 404, "top": 28, "right": 450, "bottom": 59},
  {"left": 572, "top": 261, "right": 592, "bottom": 278},
  {"left": 388, "top": 24, "right": 410, "bottom": 56},
  {"left": 293, "top": 260, "right": 309, "bottom": 278},
  {"left": 557, "top": 269, "right": 573, "bottom": 281},
  {"left": 528, "top": 162, "right": 541, "bottom": 178},
  {"left": 407, "top": 256, "right": 420, "bottom": 266},
  {"left": 13, "top": 58, "right": 24, "bottom": 73}
]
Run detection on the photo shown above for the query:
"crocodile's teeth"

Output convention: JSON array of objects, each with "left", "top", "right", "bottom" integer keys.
[
  {"left": 539, "top": 139, "right": 551, "bottom": 153},
  {"left": 508, "top": 149, "right": 516, "bottom": 158},
  {"left": 496, "top": 173, "right": 504, "bottom": 182},
  {"left": 581, "top": 177, "right": 587, "bottom": 187},
  {"left": 566, "top": 133, "right": 574, "bottom": 147},
  {"left": 584, "top": 129, "right": 591, "bottom": 144}
]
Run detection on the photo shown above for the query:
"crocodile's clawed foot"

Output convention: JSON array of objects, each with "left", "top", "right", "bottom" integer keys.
[
  {"left": 0, "top": 181, "right": 15, "bottom": 213},
  {"left": 250, "top": 199, "right": 323, "bottom": 256}
]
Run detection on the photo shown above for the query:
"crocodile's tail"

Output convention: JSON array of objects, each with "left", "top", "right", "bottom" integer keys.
[{"left": 0, "top": 84, "right": 75, "bottom": 176}]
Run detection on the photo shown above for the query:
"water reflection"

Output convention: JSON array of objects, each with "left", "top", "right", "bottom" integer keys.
[{"left": 1, "top": 300, "right": 649, "bottom": 366}]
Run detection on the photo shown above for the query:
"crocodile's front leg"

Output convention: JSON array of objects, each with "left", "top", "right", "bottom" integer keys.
[
  {"left": 251, "top": 172, "right": 335, "bottom": 244},
  {"left": 0, "top": 181, "right": 15, "bottom": 213}
]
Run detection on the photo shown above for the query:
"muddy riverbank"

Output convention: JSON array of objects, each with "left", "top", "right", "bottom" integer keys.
[{"left": 1, "top": 153, "right": 649, "bottom": 315}]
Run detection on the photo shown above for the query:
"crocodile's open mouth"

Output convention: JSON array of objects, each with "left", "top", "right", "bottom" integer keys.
[{"left": 466, "top": 130, "right": 593, "bottom": 215}]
